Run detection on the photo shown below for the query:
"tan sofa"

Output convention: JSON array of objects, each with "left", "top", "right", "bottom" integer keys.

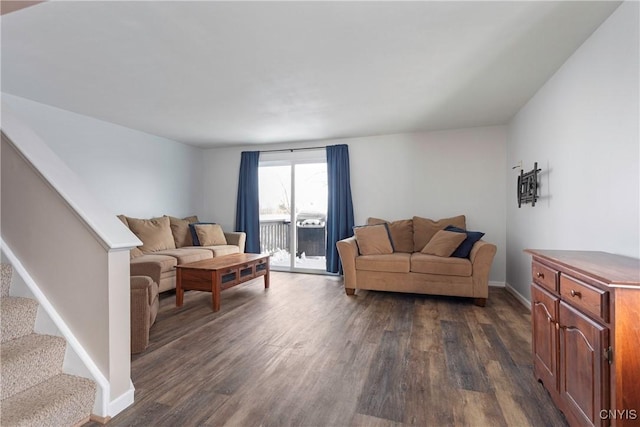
[
  {"left": 130, "top": 275, "right": 159, "bottom": 354},
  {"left": 336, "top": 215, "right": 497, "bottom": 306},
  {"left": 119, "top": 215, "right": 246, "bottom": 293}
]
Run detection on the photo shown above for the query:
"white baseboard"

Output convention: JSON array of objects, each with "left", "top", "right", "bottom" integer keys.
[
  {"left": 109, "top": 381, "right": 135, "bottom": 417},
  {"left": 489, "top": 280, "right": 505, "bottom": 287},
  {"left": 505, "top": 282, "right": 531, "bottom": 311}
]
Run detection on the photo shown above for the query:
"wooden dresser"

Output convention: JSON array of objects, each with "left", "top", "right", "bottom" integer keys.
[{"left": 525, "top": 250, "right": 640, "bottom": 427}]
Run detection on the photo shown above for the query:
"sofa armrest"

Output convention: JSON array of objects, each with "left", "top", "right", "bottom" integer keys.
[
  {"left": 130, "top": 261, "right": 163, "bottom": 288},
  {"left": 130, "top": 276, "right": 153, "bottom": 354},
  {"left": 131, "top": 276, "right": 155, "bottom": 304},
  {"left": 225, "top": 232, "right": 246, "bottom": 253},
  {"left": 336, "top": 237, "right": 359, "bottom": 293},
  {"left": 469, "top": 240, "right": 497, "bottom": 298}
]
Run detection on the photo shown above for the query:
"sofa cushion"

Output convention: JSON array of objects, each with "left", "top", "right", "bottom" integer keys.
[
  {"left": 204, "top": 245, "right": 241, "bottom": 256},
  {"left": 117, "top": 214, "right": 145, "bottom": 259},
  {"left": 420, "top": 230, "right": 466, "bottom": 257},
  {"left": 127, "top": 216, "right": 176, "bottom": 253},
  {"left": 184, "top": 245, "right": 241, "bottom": 256},
  {"left": 354, "top": 224, "right": 394, "bottom": 255},
  {"left": 130, "top": 254, "right": 178, "bottom": 275},
  {"left": 410, "top": 253, "right": 472, "bottom": 277},
  {"left": 445, "top": 225, "right": 486, "bottom": 259},
  {"left": 167, "top": 215, "right": 199, "bottom": 248},
  {"left": 413, "top": 215, "right": 466, "bottom": 252},
  {"left": 194, "top": 224, "right": 228, "bottom": 246},
  {"left": 356, "top": 253, "right": 411, "bottom": 273},
  {"left": 154, "top": 248, "right": 213, "bottom": 265},
  {"left": 367, "top": 218, "right": 414, "bottom": 253}
]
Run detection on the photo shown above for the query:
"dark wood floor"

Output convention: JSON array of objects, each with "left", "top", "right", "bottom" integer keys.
[{"left": 90, "top": 272, "right": 568, "bottom": 426}]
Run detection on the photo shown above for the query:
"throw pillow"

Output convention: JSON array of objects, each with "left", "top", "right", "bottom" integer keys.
[
  {"left": 445, "top": 225, "right": 485, "bottom": 258},
  {"left": 353, "top": 224, "right": 394, "bottom": 255},
  {"left": 126, "top": 216, "right": 176, "bottom": 253},
  {"left": 130, "top": 247, "right": 145, "bottom": 259},
  {"left": 189, "top": 222, "right": 218, "bottom": 246},
  {"left": 116, "top": 214, "right": 129, "bottom": 228},
  {"left": 183, "top": 215, "right": 199, "bottom": 224},
  {"left": 194, "top": 224, "right": 228, "bottom": 246},
  {"left": 367, "top": 217, "right": 414, "bottom": 253},
  {"left": 167, "top": 215, "right": 199, "bottom": 248},
  {"left": 420, "top": 230, "right": 466, "bottom": 257},
  {"left": 413, "top": 215, "right": 466, "bottom": 252},
  {"left": 117, "top": 214, "right": 144, "bottom": 259}
]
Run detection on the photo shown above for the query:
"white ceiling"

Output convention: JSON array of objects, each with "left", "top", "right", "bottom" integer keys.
[{"left": 1, "top": 1, "right": 621, "bottom": 148}]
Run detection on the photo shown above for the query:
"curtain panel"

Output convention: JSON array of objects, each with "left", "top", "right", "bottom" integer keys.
[
  {"left": 235, "top": 151, "right": 261, "bottom": 253},
  {"left": 326, "top": 144, "right": 355, "bottom": 273}
]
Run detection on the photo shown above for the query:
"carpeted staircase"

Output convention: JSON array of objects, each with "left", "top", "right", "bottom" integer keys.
[{"left": 1, "top": 263, "right": 96, "bottom": 426}]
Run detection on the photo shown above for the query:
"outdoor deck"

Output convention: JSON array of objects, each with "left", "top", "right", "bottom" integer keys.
[{"left": 259, "top": 219, "right": 326, "bottom": 271}]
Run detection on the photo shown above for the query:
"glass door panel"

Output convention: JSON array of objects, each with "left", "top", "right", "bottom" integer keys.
[
  {"left": 258, "top": 165, "right": 292, "bottom": 269},
  {"left": 293, "top": 163, "right": 328, "bottom": 271}
]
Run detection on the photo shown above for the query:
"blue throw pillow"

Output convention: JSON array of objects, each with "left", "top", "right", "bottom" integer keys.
[
  {"left": 445, "top": 225, "right": 485, "bottom": 258},
  {"left": 188, "top": 222, "right": 217, "bottom": 246}
]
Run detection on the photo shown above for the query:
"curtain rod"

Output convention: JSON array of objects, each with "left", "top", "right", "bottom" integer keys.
[{"left": 259, "top": 146, "right": 326, "bottom": 153}]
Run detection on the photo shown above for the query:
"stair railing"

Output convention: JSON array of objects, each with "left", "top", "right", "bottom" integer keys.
[{"left": 0, "top": 104, "right": 141, "bottom": 420}]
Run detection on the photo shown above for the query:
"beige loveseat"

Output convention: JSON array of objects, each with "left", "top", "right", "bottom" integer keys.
[
  {"left": 336, "top": 215, "right": 496, "bottom": 306},
  {"left": 118, "top": 215, "right": 246, "bottom": 293}
]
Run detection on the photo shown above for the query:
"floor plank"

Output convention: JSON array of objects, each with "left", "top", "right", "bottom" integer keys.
[
  {"left": 85, "top": 273, "right": 568, "bottom": 427},
  {"left": 441, "top": 319, "right": 491, "bottom": 393}
]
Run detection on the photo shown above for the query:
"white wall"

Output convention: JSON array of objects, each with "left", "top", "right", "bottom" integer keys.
[
  {"left": 2, "top": 94, "right": 204, "bottom": 218},
  {"left": 4, "top": 93, "right": 509, "bottom": 284},
  {"left": 202, "top": 126, "right": 507, "bottom": 283},
  {"left": 506, "top": 1, "right": 639, "bottom": 301}
]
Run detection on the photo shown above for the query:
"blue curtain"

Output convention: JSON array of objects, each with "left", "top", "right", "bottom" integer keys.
[
  {"left": 235, "top": 151, "right": 261, "bottom": 253},
  {"left": 326, "top": 144, "right": 355, "bottom": 273}
]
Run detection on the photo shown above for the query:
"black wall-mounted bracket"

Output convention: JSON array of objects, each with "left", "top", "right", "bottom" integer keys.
[{"left": 517, "top": 162, "right": 541, "bottom": 208}]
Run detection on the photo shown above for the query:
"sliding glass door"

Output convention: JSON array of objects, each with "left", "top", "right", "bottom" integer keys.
[{"left": 258, "top": 151, "right": 327, "bottom": 273}]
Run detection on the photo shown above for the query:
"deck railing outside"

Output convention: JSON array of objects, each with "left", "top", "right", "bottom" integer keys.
[{"left": 259, "top": 219, "right": 290, "bottom": 254}]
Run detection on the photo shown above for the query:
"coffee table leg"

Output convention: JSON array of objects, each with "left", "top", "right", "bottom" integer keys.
[
  {"left": 212, "top": 271, "right": 221, "bottom": 312},
  {"left": 264, "top": 259, "right": 270, "bottom": 289},
  {"left": 176, "top": 269, "right": 183, "bottom": 307}
]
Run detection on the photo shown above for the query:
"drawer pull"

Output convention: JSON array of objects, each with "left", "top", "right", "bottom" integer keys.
[
  {"left": 570, "top": 289, "right": 582, "bottom": 298},
  {"left": 536, "top": 272, "right": 544, "bottom": 279}
]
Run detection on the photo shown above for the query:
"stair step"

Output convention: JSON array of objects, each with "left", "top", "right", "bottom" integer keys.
[
  {"left": 1, "top": 263, "right": 12, "bottom": 297},
  {"left": 1, "top": 297, "right": 38, "bottom": 343},
  {"left": 1, "top": 333, "right": 67, "bottom": 400},
  {"left": 1, "top": 373, "right": 96, "bottom": 427}
]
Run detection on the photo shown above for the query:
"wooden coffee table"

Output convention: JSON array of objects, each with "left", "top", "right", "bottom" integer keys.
[{"left": 175, "top": 253, "right": 270, "bottom": 312}]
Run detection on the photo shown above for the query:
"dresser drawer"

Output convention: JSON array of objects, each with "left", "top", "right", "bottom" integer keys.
[
  {"left": 532, "top": 261, "right": 559, "bottom": 292},
  {"left": 560, "top": 275, "right": 608, "bottom": 322}
]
